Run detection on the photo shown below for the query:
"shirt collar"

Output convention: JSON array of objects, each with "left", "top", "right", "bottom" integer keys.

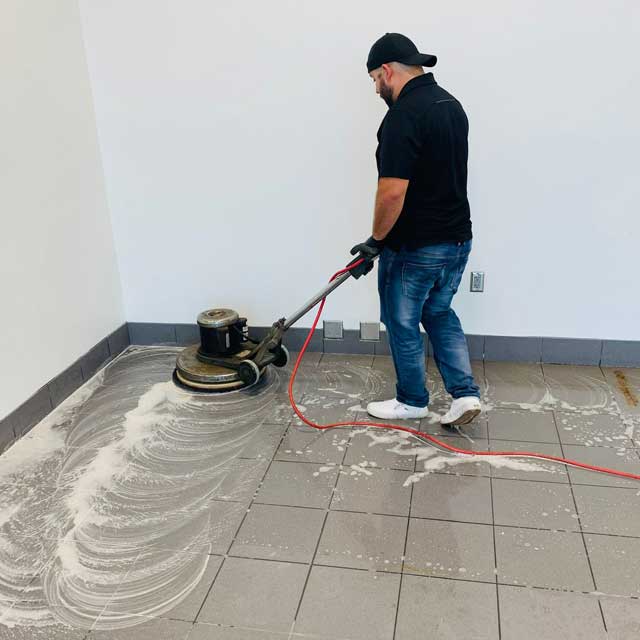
[{"left": 396, "top": 72, "right": 436, "bottom": 102}]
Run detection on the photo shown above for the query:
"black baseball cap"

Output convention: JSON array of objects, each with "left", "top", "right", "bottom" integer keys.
[{"left": 367, "top": 33, "right": 437, "bottom": 73}]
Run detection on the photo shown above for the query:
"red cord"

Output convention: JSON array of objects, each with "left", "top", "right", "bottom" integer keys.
[{"left": 287, "top": 261, "right": 640, "bottom": 482}]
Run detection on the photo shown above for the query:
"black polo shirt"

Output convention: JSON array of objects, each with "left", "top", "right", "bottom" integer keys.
[{"left": 376, "top": 73, "right": 472, "bottom": 250}]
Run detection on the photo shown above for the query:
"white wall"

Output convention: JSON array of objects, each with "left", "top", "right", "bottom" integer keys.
[
  {"left": 79, "top": 0, "right": 640, "bottom": 340},
  {"left": 0, "top": 0, "right": 124, "bottom": 419}
]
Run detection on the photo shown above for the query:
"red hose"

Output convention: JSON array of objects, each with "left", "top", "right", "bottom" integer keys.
[{"left": 287, "top": 261, "right": 640, "bottom": 482}]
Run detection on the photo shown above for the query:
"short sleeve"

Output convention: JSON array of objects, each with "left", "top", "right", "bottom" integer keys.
[{"left": 377, "top": 108, "right": 422, "bottom": 179}]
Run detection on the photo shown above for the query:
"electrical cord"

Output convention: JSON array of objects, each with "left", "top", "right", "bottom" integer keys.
[{"left": 287, "top": 259, "right": 640, "bottom": 482}]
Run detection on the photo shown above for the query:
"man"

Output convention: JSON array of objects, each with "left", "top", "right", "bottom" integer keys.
[{"left": 350, "top": 33, "right": 481, "bottom": 426}]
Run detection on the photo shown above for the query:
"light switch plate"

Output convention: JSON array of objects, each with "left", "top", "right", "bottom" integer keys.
[{"left": 470, "top": 271, "right": 485, "bottom": 292}]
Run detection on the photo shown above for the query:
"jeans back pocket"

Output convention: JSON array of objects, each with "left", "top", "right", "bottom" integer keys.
[{"left": 401, "top": 261, "right": 446, "bottom": 300}]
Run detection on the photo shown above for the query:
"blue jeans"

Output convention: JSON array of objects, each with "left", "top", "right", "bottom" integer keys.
[{"left": 378, "top": 240, "right": 480, "bottom": 408}]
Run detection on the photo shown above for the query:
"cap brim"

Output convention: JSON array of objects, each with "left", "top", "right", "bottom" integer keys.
[{"left": 400, "top": 53, "right": 437, "bottom": 67}]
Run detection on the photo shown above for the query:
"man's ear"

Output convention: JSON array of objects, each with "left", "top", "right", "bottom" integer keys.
[{"left": 381, "top": 63, "right": 393, "bottom": 80}]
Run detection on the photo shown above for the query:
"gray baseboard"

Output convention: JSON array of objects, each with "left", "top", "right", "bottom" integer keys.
[
  {"left": 0, "top": 323, "right": 130, "bottom": 456},
  {"left": 127, "top": 322, "right": 640, "bottom": 367}
]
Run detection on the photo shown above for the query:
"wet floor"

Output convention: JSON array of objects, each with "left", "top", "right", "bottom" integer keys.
[{"left": 1, "top": 347, "right": 639, "bottom": 639}]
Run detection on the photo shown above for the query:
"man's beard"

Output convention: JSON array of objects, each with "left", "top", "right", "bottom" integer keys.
[{"left": 379, "top": 81, "right": 394, "bottom": 108}]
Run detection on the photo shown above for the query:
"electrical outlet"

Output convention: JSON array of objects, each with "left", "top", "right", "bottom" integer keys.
[{"left": 470, "top": 271, "right": 485, "bottom": 292}]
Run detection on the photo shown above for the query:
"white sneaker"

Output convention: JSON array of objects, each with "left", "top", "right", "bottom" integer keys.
[
  {"left": 440, "top": 397, "right": 482, "bottom": 426},
  {"left": 366, "top": 398, "right": 430, "bottom": 420}
]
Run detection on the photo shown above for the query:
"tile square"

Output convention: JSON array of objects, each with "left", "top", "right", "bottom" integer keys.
[
  {"left": 230, "top": 504, "right": 325, "bottom": 563},
  {"left": 344, "top": 428, "right": 415, "bottom": 471},
  {"left": 498, "top": 585, "right": 607, "bottom": 640},
  {"left": 371, "top": 355, "right": 395, "bottom": 372},
  {"left": 319, "top": 353, "right": 374, "bottom": 367},
  {"left": 210, "top": 458, "right": 269, "bottom": 504},
  {"left": 573, "top": 485, "right": 640, "bottom": 536},
  {"left": 294, "top": 565, "right": 400, "bottom": 640},
  {"left": 291, "top": 399, "right": 365, "bottom": 428},
  {"left": 255, "top": 461, "right": 339, "bottom": 508},
  {"left": 484, "top": 362, "right": 547, "bottom": 408},
  {"left": 410, "top": 474, "right": 492, "bottom": 524},
  {"left": 564, "top": 444, "right": 640, "bottom": 488},
  {"left": 495, "top": 527, "right": 594, "bottom": 591},
  {"left": 542, "top": 364, "right": 616, "bottom": 413},
  {"left": 239, "top": 423, "right": 287, "bottom": 460},
  {"left": 489, "top": 440, "right": 569, "bottom": 483},
  {"left": 417, "top": 435, "right": 492, "bottom": 478},
  {"left": 161, "top": 555, "right": 223, "bottom": 622},
  {"left": 487, "top": 410, "right": 559, "bottom": 444},
  {"left": 275, "top": 425, "right": 346, "bottom": 464},
  {"left": 415, "top": 434, "right": 491, "bottom": 478},
  {"left": 586, "top": 534, "right": 640, "bottom": 596},
  {"left": 287, "top": 350, "right": 322, "bottom": 366},
  {"left": 207, "top": 501, "right": 249, "bottom": 555},
  {"left": 90, "top": 617, "right": 193, "bottom": 638},
  {"left": 197, "top": 557, "right": 307, "bottom": 631},
  {"left": 93, "top": 548, "right": 211, "bottom": 623},
  {"left": 419, "top": 414, "right": 489, "bottom": 440},
  {"left": 315, "top": 511, "right": 407, "bottom": 572},
  {"left": 331, "top": 467, "right": 412, "bottom": 516},
  {"left": 0, "top": 616, "right": 88, "bottom": 639},
  {"left": 257, "top": 391, "right": 297, "bottom": 426},
  {"left": 555, "top": 411, "right": 632, "bottom": 447},
  {"left": 492, "top": 478, "right": 578, "bottom": 530},
  {"left": 600, "top": 597, "right": 640, "bottom": 638},
  {"left": 396, "top": 575, "right": 499, "bottom": 640},
  {"left": 404, "top": 518, "right": 495, "bottom": 582},
  {"left": 322, "top": 331, "right": 375, "bottom": 355},
  {"left": 602, "top": 367, "right": 640, "bottom": 417},
  {"left": 187, "top": 623, "right": 288, "bottom": 639}
]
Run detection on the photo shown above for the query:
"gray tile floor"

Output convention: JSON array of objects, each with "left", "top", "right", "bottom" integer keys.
[{"left": 1, "top": 349, "right": 640, "bottom": 639}]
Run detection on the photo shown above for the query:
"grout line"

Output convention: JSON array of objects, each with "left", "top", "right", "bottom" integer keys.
[
  {"left": 87, "top": 550, "right": 144, "bottom": 632},
  {"left": 213, "top": 502, "right": 640, "bottom": 541},
  {"left": 489, "top": 468, "right": 502, "bottom": 639},
  {"left": 598, "top": 599, "right": 608, "bottom": 634},
  {"left": 193, "top": 424, "right": 291, "bottom": 624},
  {"left": 290, "top": 425, "right": 351, "bottom": 628},
  {"left": 392, "top": 459, "right": 413, "bottom": 640},
  {"left": 545, "top": 376, "right": 609, "bottom": 636},
  {"left": 225, "top": 554, "right": 310, "bottom": 567}
]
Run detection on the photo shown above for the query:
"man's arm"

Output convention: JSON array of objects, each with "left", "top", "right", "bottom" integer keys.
[{"left": 372, "top": 177, "right": 409, "bottom": 240}]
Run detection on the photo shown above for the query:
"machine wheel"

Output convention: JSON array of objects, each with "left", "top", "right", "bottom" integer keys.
[
  {"left": 237, "top": 360, "right": 261, "bottom": 387},
  {"left": 272, "top": 344, "right": 289, "bottom": 368}
]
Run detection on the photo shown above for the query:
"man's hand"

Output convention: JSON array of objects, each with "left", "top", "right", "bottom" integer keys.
[{"left": 346, "top": 236, "right": 383, "bottom": 279}]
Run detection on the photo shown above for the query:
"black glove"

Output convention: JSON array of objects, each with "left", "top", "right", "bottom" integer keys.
[{"left": 346, "top": 236, "right": 383, "bottom": 279}]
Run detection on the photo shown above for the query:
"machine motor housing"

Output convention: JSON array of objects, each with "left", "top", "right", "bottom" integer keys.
[{"left": 197, "top": 308, "right": 248, "bottom": 359}]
